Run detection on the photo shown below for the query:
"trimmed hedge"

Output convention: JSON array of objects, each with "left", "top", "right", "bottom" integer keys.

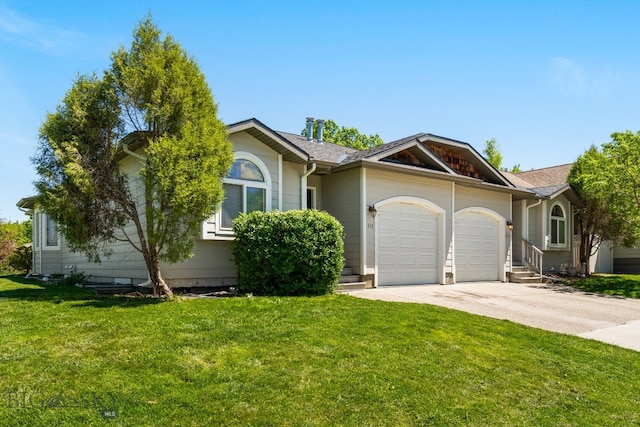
[{"left": 232, "top": 210, "right": 345, "bottom": 296}]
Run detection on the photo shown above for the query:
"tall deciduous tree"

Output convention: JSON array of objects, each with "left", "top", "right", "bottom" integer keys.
[
  {"left": 301, "top": 119, "right": 383, "bottom": 150},
  {"left": 568, "top": 133, "right": 640, "bottom": 274},
  {"left": 33, "top": 17, "right": 233, "bottom": 296}
]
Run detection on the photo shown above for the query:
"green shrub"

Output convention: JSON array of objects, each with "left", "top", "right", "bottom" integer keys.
[
  {"left": 63, "top": 272, "right": 89, "bottom": 286},
  {"left": 232, "top": 210, "right": 344, "bottom": 296}
]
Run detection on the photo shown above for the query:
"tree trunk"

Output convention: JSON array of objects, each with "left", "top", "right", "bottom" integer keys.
[
  {"left": 580, "top": 231, "right": 591, "bottom": 276},
  {"left": 148, "top": 255, "right": 173, "bottom": 298},
  {"left": 152, "top": 270, "right": 173, "bottom": 298}
]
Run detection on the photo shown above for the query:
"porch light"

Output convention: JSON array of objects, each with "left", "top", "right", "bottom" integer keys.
[
  {"left": 507, "top": 221, "right": 514, "bottom": 230},
  {"left": 368, "top": 205, "right": 377, "bottom": 218}
]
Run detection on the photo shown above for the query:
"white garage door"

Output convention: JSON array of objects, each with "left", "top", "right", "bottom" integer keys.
[
  {"left": 378, "top": 202, "right": 439, "bottom": 285},
  {"left": 455, "top": 211, "right": 500, "bottom": 282}
]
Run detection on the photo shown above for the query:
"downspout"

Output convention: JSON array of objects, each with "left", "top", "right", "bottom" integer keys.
[{"left": 301, "top": 163, "right": 317, "bottom": 208}]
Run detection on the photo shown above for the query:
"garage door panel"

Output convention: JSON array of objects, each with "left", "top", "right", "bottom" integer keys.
[
  {"left": 456, "top": 212, "right": 500, "bottom": 282},
  {"left": 378, "top": 203, "right": 439, "bottom": 286}
]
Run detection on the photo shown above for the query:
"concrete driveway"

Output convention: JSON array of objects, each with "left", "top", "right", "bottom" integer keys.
[{"left": 347, "top": 281, "right": 640, "bottom": 352}]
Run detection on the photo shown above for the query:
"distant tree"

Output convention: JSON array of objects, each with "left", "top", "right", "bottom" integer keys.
[
  {"left": 301, "top": 119, "right": 383, "bottom": 150},
  {"left": 483, "top": 138, "right": 521, "bottom": 173},
  {"left": 33, "top": 17, "right": 233, "bottom": 297},
  {"left": 0, "top": 219, "right": 31, "bottom": 273},
  {"left": 568, "top": 134, "right": 640, "bottom": 274},
  {"left": 483, "top": 138, "right": 503, "bottom": 170}
]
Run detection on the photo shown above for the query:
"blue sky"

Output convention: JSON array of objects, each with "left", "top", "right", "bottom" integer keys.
[{"left": 2, "top": 1, "right": 640, "bottom": 222}]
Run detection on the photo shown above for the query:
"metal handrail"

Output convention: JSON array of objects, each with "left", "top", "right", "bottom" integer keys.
[{"left": 522, "top": 238, "right": 543, "bottom": 278}]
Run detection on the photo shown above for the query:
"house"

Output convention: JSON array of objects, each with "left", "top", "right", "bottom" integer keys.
[{"left": 18, "top": 117, "right": 564, "bottom": 289}]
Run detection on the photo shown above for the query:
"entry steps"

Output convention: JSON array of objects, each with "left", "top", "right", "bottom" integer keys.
[
  {"left": 336, "top": 267, "right": 366, "bottom": 292},
  {"left": 509, "top": 265, "right": 544, "bottom": 284}
]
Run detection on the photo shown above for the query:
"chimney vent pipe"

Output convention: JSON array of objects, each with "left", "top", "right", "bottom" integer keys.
[
  {"left": 316, "top": 119, "right": 324, "bottom": 145},
  {"left": 306, "top": 117, "right": 314, "bottom": 141}
]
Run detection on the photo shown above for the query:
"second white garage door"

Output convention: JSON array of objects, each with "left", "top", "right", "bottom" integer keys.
[
  {"left": 378, "top": 202, "right": 439, "bottom": 286},
  {"left": 455, "top": 210, "right": 500, "bottom": 282}
]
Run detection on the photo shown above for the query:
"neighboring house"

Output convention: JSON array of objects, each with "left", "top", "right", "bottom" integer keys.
[{"left": 19, "top": 117, "right": 557, "bottom": 288}]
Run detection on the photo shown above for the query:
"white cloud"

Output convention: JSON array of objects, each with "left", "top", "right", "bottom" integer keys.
[
  {"left": 550, "top": 56, "right": 621, "bottom": 96},
  {"left": 0, "top": 4, "right": 85, "bottom": 56},
  {"left": 550, "top": 57, "right": 587, "bottom": 94}
]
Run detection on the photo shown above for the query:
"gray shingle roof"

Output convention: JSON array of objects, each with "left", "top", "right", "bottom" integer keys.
[
  {"left": 276, "top": 131, "right": 359, "bottom": 164},
  {"left": 505, "top": 164, "right": 579, "bottom": 202},
  {"left": 515, "top": 164, "right": 572, "bottom": 187}
]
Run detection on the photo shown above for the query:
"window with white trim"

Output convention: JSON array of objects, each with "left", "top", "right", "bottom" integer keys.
[
  {"left": 219, "top": 155, "right": 271, "bottom": 232},
  {"left": 550, "top": 203, "right": 566, "bottom": 247},
  {"left": 40, "top": 212, "right": 61, "bottom": 250}
]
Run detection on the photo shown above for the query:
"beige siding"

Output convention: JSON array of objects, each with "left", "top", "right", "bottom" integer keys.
[
  {"left": 527, "top": 202, "right": 543, "bottom": 248},
  {"left": 544, "top": 251, "right": 575, "bottom": 271},
  {"left": 511, "top": 199, "right": 525, "bottom": 264},
  {"left": 282, "top": 162, "right": 303, "bottom": 211},
  {"left": 161, "top": 240, "right": 236, "bottom": 287},
  {"left": 39, "top": 248, "right": 63, "bottom": 276},
  {"left": 367, "top": 169, "right": 452, "bottom": 208},
  {"left": 455, "top": 186, "right": 510, "bottom": 219},
  {"left": 322, "top": 168, "right": 362, "bottom": 272}
]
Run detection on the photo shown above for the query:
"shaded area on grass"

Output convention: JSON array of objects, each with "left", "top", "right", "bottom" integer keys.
[
  {"left": 567, "top": 274, "right": 640, "bottom": 298},
  {"left": 0, "top": 275, "right": 162, "bottom": 308}
]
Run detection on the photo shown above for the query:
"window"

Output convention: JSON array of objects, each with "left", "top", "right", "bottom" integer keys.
[
  {"left": 219, "top": 155, "right": 270, "bottom": 231},
  {"left": 38, "top": 212, "right": 60, "bottom": 250},
  {"left": 306, "top": 187, "right": 316, "bottom": 209},
  {"left": 46, "top": 215, "right": 58, "bottom": 247},
  {"left": 550, "top": 203, "right": 566, "bottom": 247}
]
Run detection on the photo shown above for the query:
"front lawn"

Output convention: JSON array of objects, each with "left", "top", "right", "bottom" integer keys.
[
  {"left": 568, "top": 274, "right": 640, "bottom": 298},
  {"left": 1, "top": 276, "right": 639, "bottom": 426}
]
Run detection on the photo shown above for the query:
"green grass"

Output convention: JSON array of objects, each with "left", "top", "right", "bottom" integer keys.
[
  {"left": 568, "top": 274, "right": 640, "bottom": 298},
  {"left": 1, "top": 276, "right": 639, "bottom": 426}
]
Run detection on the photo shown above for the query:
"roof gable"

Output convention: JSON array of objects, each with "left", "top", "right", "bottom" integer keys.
[
  {"left": 368, "top": 139, "right": 454, "bottom": 174},
  {"left": 227, "top": 118, "right": 309, "bottom": 164},
  {"left": 417, "top": 134, "right": 514, "bottom": 187}
]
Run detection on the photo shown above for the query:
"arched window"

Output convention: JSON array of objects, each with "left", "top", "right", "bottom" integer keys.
[
  {"left": 220, "top": 154, "right": 271, "bottom": 231},
  {"left": 550, "top": 203, "right": 566, "bottom": 247}
]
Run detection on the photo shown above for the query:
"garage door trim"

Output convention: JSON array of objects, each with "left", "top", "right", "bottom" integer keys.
[{"left": 374, "top": 196, "right": 446, "bottom": 287}]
